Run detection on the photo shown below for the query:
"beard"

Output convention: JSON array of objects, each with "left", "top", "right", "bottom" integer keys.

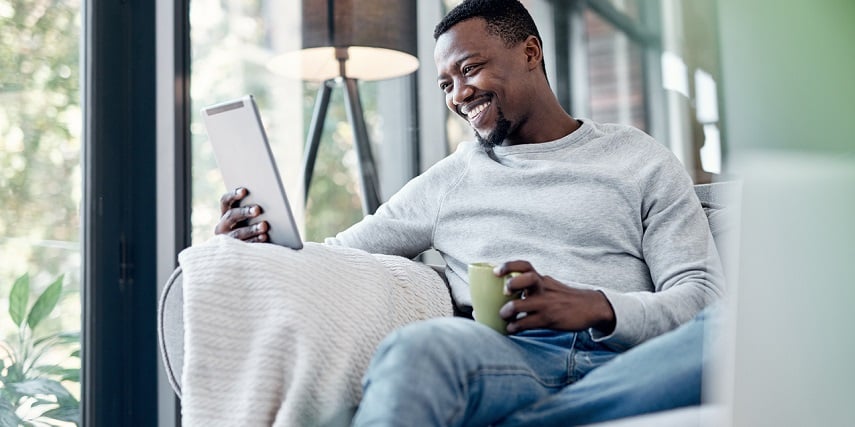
[{"left": 474, "top": 106, "right": 511, "bottom": 153}]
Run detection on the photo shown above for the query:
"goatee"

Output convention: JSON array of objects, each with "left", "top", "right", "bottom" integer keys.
[{"left": 475, "top": 107, "right": 511, "bottom": 153}]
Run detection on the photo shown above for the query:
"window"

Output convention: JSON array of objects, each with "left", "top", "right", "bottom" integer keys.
[
  {"left": 188, "top": 0, "right": 307, "bottom": 244},
  {"left": 189, "top": 1, "right": 419, "bottom": 244},
  {"left": 433, "top": 0, "right": 723, "bottom": 182},
  {"left": 584, "top": 9, "right": 648, "bottom": 131},
  {"left": 1, "top": 1, "right": 82, "bottom": 424},
  {"left": 582, "top": 0, "right": 724, "bottom": 182}
]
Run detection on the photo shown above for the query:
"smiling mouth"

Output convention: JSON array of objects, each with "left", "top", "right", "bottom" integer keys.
[{"left": 462, "top": 101, "right": 491, "bottom": 123}]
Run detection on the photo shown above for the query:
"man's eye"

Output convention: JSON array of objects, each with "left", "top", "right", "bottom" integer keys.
[
  {"left": 439, "top": 82, "right": 451, "bottom": 91},
  {"left": 462, "top": 65, "right": 477, "bottom": 75}
]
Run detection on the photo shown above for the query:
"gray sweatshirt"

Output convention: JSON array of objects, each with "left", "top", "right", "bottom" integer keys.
[{"left": 327, "top": 119, "right": 724, "bottom": 350}]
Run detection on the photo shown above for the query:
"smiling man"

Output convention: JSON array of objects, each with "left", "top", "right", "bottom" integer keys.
[
  {"left": 434, "top": 4, "right": 579, "bottom": 151},
  {"left": 346, "top": 0, "right": 723, "bottom": 425},
  {"left": 216, "top": 0, "right": 724, "bottom": 425}
]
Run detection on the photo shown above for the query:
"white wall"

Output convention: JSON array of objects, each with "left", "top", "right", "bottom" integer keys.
[
  {"left": 714, "top": 1, "right": 855, "bottom": 425},
  {"left": 717, "top": 0, "right": 855, "bottom": 154}
]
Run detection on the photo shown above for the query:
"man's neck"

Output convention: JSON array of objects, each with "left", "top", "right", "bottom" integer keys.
[{"left": 504, "top": 109, "right": 580, "bottom": 146}]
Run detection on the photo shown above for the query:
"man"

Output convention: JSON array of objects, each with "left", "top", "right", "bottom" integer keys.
[{"left": 216, "top": 0, "right": 724, "bottom": 425}]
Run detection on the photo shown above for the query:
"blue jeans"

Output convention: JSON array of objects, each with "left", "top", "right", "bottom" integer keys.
[{"left": 352, "top": 306, "right": 719, "bottom": 426}]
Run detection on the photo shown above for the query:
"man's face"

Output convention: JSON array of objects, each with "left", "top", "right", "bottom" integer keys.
[{"left": 434, "top": 19, "right": 534, "bottom": 150}]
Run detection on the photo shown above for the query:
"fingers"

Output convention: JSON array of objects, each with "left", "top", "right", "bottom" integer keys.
[
  {"left": 220, "top": 187, "right": 248, "bottom": 215},
  {"left": 494, "top": 260, "right": 534, "bottom": 276},
  {"left": 498, "top": 298, "right": 539, "bottom": 333},
  {"left": 499, "top": 297, "right": 556, "bottom": 333},
  {"left": 503, "top": 271, "right": 541, "bottom": 295},
  {"left": 215, "top": 187, "right": 270, "bottom": 243},
  {"left": 227, "top": 220, "right": 270, "bottom": 243},
  {"left": 214, "top": 204, "right": 263, "bottom": 236},
  {"left": 500, "top": 287, "right": 610, "bottom": 333},
  {"left": 495, "top": 260, "right": 541, "bottom": 296},
  {"left": 506, "top": 311, "right": 550, "bottom": 334}
]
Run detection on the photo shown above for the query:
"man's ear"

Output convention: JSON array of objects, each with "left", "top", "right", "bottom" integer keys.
[{"left": 523, "top": 35, "right": 543, "bottom": 71}]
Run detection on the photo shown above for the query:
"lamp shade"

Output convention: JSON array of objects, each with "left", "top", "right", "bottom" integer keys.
[{"left": 268, "top": 0, "right": 419, "bottom": 82}]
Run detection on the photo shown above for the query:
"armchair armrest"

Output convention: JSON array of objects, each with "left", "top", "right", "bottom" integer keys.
[{"left": 158, "top": 267, "right": 185, "bottom": 398}]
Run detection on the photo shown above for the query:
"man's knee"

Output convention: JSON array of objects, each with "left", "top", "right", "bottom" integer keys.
[
  {"left": 372, "top": 317, "right": 483, "bottom": 365},
  {"left": 365, "top": 317, "right": 504, "bottom": 388}
]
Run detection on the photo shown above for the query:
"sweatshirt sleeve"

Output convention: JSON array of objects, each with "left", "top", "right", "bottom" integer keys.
[
  {"left": 591, "top": 144, "right": 726, "bottom": 350},
  {"left": 325, "top": 143, "right": 472, "bottom": 259}
]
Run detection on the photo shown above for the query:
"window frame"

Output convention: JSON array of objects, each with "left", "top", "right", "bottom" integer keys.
[
  {"left": 551, "top": 0, "right": 666, "bottom": 142},
  {"left": 82, "top": 0, "right": 163, "bottom": 424},
  {"left": 155, "top": 0, "right": 192, "bottom": 424}
]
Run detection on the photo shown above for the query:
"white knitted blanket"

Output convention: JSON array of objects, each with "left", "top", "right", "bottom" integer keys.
[{"left": 178, "top": 236, "right": 453, "bottom": 427}]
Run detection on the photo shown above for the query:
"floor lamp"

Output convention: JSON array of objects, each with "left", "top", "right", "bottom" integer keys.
[{"left": 269, "top": 0, "right": 419, "bottom": 215}]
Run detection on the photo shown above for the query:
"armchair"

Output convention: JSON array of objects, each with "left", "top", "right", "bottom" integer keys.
[{"left": 159, "top": 181, "right": 740, "bottom": 425}]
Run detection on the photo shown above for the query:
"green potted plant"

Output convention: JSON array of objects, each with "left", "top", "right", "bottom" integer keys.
[{"left": 1, "top": 273, "right": 80, "bottom": 426}]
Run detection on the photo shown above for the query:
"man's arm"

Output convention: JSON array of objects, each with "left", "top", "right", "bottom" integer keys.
[
  {"left": 498, "top": 144, "right": 725, "bottom": 350},
  {"left": 326, "top": 144, "right": 472, "bottom": 257},
  {"left": 594, "top": 154, "right": 725, "bottom": 350}
]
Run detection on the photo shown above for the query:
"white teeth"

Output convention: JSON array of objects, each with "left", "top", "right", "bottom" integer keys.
[{"left": 466, "top": 102, "right": 490, "bottom": 120}]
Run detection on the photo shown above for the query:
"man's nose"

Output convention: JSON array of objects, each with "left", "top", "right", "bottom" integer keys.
[{"left": 451, "top": 83, "right": 474, "bottom": 107}]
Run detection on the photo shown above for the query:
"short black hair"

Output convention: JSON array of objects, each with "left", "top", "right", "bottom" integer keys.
[{"left": 434, "top": 0, "right": 546, "bottom": 74}]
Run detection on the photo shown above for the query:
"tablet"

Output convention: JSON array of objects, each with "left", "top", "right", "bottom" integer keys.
[{"left": 201, "top": 95, "right": 303, "bottom": 249}]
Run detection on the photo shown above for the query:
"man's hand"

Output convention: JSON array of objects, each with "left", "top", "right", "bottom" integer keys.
[
  {"left": 214, "top": 187, "right": 270, "bottom": 243},
  {"left": 495, "top": 260, "right": 616, "bottom": 335}
]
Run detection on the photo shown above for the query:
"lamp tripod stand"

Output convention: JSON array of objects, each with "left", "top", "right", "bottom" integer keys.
[{"left": 302, "top": 51, "right": 381, "bottom": 216}]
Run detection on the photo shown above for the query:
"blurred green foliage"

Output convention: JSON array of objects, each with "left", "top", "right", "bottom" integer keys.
[
  {"left": 189, "top": 0, "right": 372, "bottom": 244},
  {"left": 0, "top": 0, "right": 81, "bottom": 277},
  {"left": 0, "top": 0, "right": 83, "bottom": 418},
  {"left": 2, "top": 274, "right": 80, "bottom": 426}
]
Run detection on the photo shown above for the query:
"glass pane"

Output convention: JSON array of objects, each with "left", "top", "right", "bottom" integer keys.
[
  {"left": 0, "top": 0, "right": 82, "bottom": 424},
  {"left": 585, "top": 9, "right": 648, "bottom": 131},
  {"left": 189, "top": 1, "right": 393, "bottom": 244}
]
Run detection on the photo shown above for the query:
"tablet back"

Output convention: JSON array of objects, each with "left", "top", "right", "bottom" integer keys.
[{"left": 201, "top": 95, "right": 303, "bottom": 249}]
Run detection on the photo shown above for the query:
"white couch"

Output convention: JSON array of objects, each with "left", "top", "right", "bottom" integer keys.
[{"left": 159, "top": 181, "right": 741, "bottom": 426}]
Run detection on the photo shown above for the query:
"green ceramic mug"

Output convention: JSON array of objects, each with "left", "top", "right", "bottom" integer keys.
[{"left": 468, "top": 262, "right": 521, "bottom": 334}]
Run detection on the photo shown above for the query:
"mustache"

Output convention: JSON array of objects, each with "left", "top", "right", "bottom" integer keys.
[{"left": 457, "top": 93, "right": 493, "bottom": 118}]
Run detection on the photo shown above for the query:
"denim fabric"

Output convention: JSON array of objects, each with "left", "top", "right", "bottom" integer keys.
[
  {"left": 352, "top": 306, "right": 718, "bottom": 427},
  {"left": 496, "top": 306, "right": 719, "bottom": 426}
]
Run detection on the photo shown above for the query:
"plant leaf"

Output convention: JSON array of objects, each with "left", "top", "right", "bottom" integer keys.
[
  {"left": 7, "top": 378, "right": 74, "bottom": 403},
  {"left": 26, "top": 275, "right": 64, "bottom": 331},
  {"left": 31, "top": 365, "right": 80, "bottom": 383},
  {"left": 3, "top": 361, "right": 24, "bottom": 383},
  {"left": 0, "top": 398, "right": 24, "bottom": 427},
  {"left": 33, "top": 331, "right": 81, "bottom": 348},
  {"left": 9, "top": 273, "right": 29, "bottom": 327},
  {"left": 31, "top": 364, "right": 67, "bottom": 376},
  {"left": 41, "top": 404, "right": 81, "bottom": 424},
  {"left": 61, "top": 369, "right": 80, "bottom": 383}
]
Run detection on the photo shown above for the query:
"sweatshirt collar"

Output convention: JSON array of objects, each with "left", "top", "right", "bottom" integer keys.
[{"left": 491, "top": 119, "right": 594, "bottom": 156}]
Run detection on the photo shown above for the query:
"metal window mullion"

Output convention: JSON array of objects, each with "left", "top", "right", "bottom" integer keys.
[
  {"left": 583, "top": 0, "right": 659, "bottom": 48},
  {"left": 567, "top": 0, "right": 590, "bottom": 118},
  {"left": 550, "top": 0, "right": 572, "bottom": 112},
  {"left": 155, "top": 0, "right": 192, "bottom": 424},
  {"left": 640, "top": 0, "right": 667, "bottom": 143},
  {"left": 83, "top": 0, "right": 159, "bottom": 425},
  {"left": 417, "top": 0, "right": 448, "bottom": 172}
]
